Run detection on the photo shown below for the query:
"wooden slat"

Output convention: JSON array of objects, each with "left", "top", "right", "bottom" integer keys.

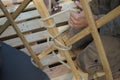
[
  {"left": 0, "top": 19, "right": 42, "bottom": 39},
  {"left": 1, "top": 0, "right": 23, "bottom": 6},
  {"left": 0, "top": 10, "right": 40, "bottom": 25},
  {"left": 20, "top": 42, "right": 52, "bottom": 55},
  {"left": 0, "top": 2, "right": 36, "bottom": 17},
  {"left": 0, "top": 17, "right": 69, "bottom": 40},
  {"left": 0, "top": 9, "right": 70, "bottom": 25},
  {"left": 3, "top": 30, "right": 48, "bottom": 47},
  {"left": 44, "top": 65, "right": 72, "bottom": 80},
  {"left": 21, "top": 42, "right": 75, "bottom": 66}
]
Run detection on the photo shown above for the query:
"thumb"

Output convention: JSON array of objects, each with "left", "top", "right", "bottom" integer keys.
[{"left": 75, "top": 1, "right": 82, "bottom": 10}]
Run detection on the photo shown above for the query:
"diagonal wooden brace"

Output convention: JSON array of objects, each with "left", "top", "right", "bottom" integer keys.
[
  {"left": 80, "top": 0, "right": 113, "bottom": 79},
  {"left": 0, "top": 0, "right": 31, "bottom": 35}
]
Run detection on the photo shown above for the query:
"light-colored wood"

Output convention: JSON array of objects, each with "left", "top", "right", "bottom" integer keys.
[
  {"left": 0, "top": 13, "right": 69, "bottom": 39},
  {"left": 0, "top": 0, "right": 31, "bottom": 35},
  {"left": 1, "top": 25, "right": 69, "bottom": 48},
  {"left": 63, "top": 0, "right": 71, "bottom": 2},
  {"left": 1, "top": 0, "right": 23, "bottom": 6},
  {"left": 44, "top": 64, "right": 71, "bottom": 79},
  {"left": 33, "top": 0, "right": 80, "bottom": 80},
  {"left": 21, "top": 42, "right": 52, "bottom": 55},
  {"left": 80, "top": 0, "right": 113, "bottom": 80},
  {"left": 38, "top": 45, "right": 55, "bottom": 59},
  {"left": 3, "top": 30, "right": 48, "bottom": 47},
  {"left": 0, "top": 10, "right": 40, "bottom": 25},
  {"left": 0, "top": 19, "right": 42, "bottom": 39},
  {"left": 0, "top": 2, "right": 36, "bottom": 17},
  {"left": 0, "top": 0, "right": 43, "bottom": 69}
]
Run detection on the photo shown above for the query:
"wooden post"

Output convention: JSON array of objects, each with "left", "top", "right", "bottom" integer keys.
[
  {"left": 33, "top": 0, "right": 80, "bottom": 80},
  {"left": 80, "top": 0, "right": 113, "bottom": 80},
  {"left": 0, "top": 0, "right": 31, "bottom": 35},
  {"left": 0, "top": 0, "right": 43, "bottom": 69}
]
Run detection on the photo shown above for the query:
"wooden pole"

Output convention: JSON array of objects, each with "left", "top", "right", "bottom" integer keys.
[
  {"left": 80, "top": 0, "right": 113, "bottom": 80},
  {"left": 0, "top": 0, "right": 31, "bottom": 35},
  {"left": 0, "top": 0, "right": 43, "bottom": 69},
  {"left": 33, "top": 0, "right": 80, "bottom": 80}
]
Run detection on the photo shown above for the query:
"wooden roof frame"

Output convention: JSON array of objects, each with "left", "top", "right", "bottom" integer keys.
[{"left": 0, "top": 0, "right": 120, "bottom": 80}]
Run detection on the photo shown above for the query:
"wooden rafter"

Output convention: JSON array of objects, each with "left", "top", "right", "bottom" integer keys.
[{"left": 32, "top": 0, "right": 80, "bottom": 80}]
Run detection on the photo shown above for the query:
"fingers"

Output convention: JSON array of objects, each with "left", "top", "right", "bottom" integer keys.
[{"left": 68, "top": 11, "right": 88, "bottom": 29}]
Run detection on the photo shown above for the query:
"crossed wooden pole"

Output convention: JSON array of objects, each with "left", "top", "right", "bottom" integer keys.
[{"left": 0, "top": 0, "right": 120, "bottom": 80}]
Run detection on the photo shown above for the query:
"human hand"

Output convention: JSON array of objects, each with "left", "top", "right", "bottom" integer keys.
[
  {"left": 68, "top": 1, "right": 88, "bottom": 29},
  {"left": 68, "top": 1, "right": 98, "bottom": 29},
  {"left": 68, "top": 10, "right": 88, "bottom": 29}
]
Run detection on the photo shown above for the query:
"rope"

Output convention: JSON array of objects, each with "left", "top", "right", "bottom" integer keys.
[{"left": 47, "top": 35, "right": 71, "bottom": 69}]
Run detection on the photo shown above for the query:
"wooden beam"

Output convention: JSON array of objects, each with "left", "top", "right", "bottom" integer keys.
[
  {"left": 33, "top": 0, "right": 80, "bottom": 80},
  {"left": 0, "top": 0, "right": 31, "bottom": 35},
  {"left": 80, "top": 0, "right": 113, "bottom": 80},
  {"left": 0, "top": 0, "right": 43, "bottom": 69}
]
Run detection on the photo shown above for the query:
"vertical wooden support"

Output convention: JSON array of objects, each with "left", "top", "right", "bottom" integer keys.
[
  {"left": 0, "top": 0, "right": 43, "bottom": 69},
  {"left": 33, "top": 0, "right": 80, "bottom": 80},
  {"left": 80, "top": 0, "right": 113, "bottom": 80},
  {"left": 0, "top": 0, "right": 31, "bottom": 35}
]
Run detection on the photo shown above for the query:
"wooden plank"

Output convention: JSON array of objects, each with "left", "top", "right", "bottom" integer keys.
[
  {"left": 0, "top": 2, "right": 36, "bottom": 17},
  {"left": 44, "top": 64, "right": 72, "bottom": 79},
  {"left": 3, "top": 30, "right": 49, "bottom": 47},
  {"left": 51, "top": 73, "right": 73, "bottom": 80},
  {"left": 0, "top": 10, "right": 40, "bottom": 25},
  {"left": 1, "top": 0, "right": 23, "bottom": 6},
  {"left": 0, "top": 9, "right": 70, "bottom": 25},
  {"left": 20, "top": 42, "right": 52, "bottom": 55},
  {"left": 0, "top": 19, "right": 43, "bottom": 39},
  {"left": 0, "top": 18, "right": 69, "bottom": 40},
  {"left": 21, "top": 43, "right": 75, "bottom": 66},
  {"left": 80, "top": 0, "right": 113, "bottom": 79},
  {"left": 2, "top": 25, "right": 69, "bottom": 47}
]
